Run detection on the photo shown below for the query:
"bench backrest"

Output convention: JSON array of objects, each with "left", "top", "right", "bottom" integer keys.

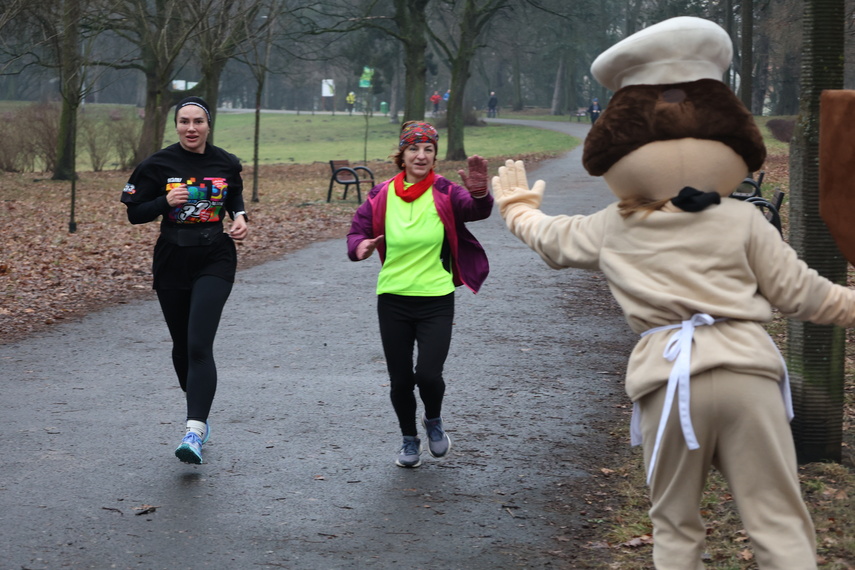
[{"left": 330, "top": 160, "right": 357, "bottom": 182}]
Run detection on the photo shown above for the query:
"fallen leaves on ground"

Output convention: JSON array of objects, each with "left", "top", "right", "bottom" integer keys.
[
  {"left": 0, "top": 155, "right": 554, "bottom": 345},
  {"left": 0, "top": 163, "right": 397, "bottom": 344}
]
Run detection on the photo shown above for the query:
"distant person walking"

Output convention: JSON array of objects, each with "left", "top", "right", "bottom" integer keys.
[
  {"left": 430, "top": 91, "right": 442, "bottom": 116},
  {"left": 487, "top": 92, "right": 498, "bottom": 118},
  {"left": 588, "top": 97, "right": 602, "bottom": 124},
  {"left": 120, "top": 96, "right": 248, "bottom": 465},
  {"left": 347, "top": 121, "right": 492, "bottom": 468},
  {"left": 443, "top": 89, "right": 451, "bottom": 110},
  {"left": 346, "top": 91, "right": 356, "bottom": 115}
]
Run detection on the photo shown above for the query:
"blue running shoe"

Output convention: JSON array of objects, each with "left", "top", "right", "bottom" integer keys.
[
  {"left": 175, "top": 432, "right": 203, "bottom": 464},
  {"left": 395, "top": 436, "right": 422, "bottom": 468},
  {"left": 422, "top": 416, "right": 451, "bottom": 458}
]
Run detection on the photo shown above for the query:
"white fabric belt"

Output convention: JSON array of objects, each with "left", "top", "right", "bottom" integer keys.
[{"left": 631, "top": 313, "right": 793, "bottom": 485}]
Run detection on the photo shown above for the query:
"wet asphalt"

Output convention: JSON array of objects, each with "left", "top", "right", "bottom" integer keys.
[{"left": 0, "top": 119, "right": 637, "bottom": 569}]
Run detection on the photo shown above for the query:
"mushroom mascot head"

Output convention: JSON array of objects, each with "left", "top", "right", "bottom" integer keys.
[{"left": 582, "top": 16, "right": 766, "bottom": 212}]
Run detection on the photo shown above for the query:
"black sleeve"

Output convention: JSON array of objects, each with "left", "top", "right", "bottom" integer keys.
[
  {"left": 120, "top": 159, "right": 171, "bottom": 225},
  {"left": 125, "top": 195, "right": 171, "bottom": 225},
  {"left": 224, "top": 155, "right": 247, "bottom": 219}
]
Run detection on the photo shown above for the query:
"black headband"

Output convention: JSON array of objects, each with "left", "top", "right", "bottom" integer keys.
[{"left": 175, "top": 98, "right": 212, "bottom": 124}]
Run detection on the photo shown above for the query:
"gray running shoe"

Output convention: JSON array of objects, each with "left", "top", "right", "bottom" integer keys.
[
  {"left": 422, "top": 416, "right": 451, "bottom": 458},
  {"left": 395, "top": 436, "right": 422, "bottom": 468}
]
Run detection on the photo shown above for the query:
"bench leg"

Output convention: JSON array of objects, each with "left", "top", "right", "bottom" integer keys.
[{"left": 327, "top": 180, "right": 335, "bottom": 202}]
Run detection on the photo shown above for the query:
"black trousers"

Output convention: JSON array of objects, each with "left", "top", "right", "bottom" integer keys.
[
  {"left": 377, "top": 293, "right": 454, "bottom": 437},
  {"left": 156, "top": 275, "right": 233, "bottom": 422}
]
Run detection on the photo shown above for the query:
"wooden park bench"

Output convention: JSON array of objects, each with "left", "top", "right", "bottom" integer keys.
[
  {"left": 574, "top": 107, "right": 588, "bottom": 122},
  {"left": 327, "top": 160, "right": 375, "bottom": 203}
]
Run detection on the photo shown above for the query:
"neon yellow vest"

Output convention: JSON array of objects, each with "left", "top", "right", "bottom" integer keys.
[{"left": 377, "top": 184, "right": 455, "bottom": 296}]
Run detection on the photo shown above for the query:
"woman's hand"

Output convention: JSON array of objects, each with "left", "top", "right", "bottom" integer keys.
[
  {"left": 356, "top": 235, "right": 384, "bottom": 260},
  {"left": 458, "top": 155, "right": 488, "bottom": 198},
  {"left": 166, "top": 184, "right": 190, "bottom": 207},
  {"left": 229, "top": 215, "right": 248, "bottom": 240}
]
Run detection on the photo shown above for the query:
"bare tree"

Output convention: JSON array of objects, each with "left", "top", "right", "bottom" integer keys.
[
  {"left": 430, "top": 0, "right": 514, "bottom": 161},
  {"left": 392, "top": 0, "right": 431, "bottom": 121},
  {"left": 102, "top": 0, "right": 211, "bottom": 164},
  {"left": 299, "top": 0, "right": 431, "bottom": 122},
  {"left": 0, "top": 0, "right": 25, "bottom": 43},
  {"left": 1, "top": 0, "right": 93, "bottom": 181},
  {"left": 235, "top": 0, "right": 289, "bottom": 202},
  {"left": 52, "top": 0, "right": 84, "bottom": 182},
  {"left": 190, "top": 0, "right": 265, "bottom": 140}
]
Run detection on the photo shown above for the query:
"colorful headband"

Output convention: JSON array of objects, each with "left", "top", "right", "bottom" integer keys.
[{"left": 399, "top": 122, "right": 439, "bottom": 148}]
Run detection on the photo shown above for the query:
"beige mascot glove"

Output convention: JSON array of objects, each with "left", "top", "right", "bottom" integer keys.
[{"left": 492, "top": 159, "right": 547, "bottom": 239}]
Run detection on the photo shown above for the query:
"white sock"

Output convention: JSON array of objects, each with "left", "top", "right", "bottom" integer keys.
[{"left": 186, "top": 420, "right": 207, "bottom": 440}]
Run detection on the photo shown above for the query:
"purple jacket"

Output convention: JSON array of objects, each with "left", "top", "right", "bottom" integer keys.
[{"left": 346, "top": 174, "right": 492, "bottom": 293}]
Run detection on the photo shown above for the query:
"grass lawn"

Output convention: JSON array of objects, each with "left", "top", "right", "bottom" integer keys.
[
  {"left": 165, "top": 111, "right": 578, "bottom": 166},
  {"left": 0, "top": 101, "right": 579, "bottom": 171}
]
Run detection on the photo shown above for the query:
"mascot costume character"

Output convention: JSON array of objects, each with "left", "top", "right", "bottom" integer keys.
[{"left": 492, "top": 16, "right": 855, "bottom": 570}]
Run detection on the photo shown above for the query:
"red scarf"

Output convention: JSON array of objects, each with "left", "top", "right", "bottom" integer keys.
[{"left": 393, "top": 170, "right": 435, "bottom": 203}]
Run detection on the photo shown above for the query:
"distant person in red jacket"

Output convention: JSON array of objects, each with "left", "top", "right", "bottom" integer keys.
[{"left": 430, "top": 91, "right": 442, "bottom": 116}]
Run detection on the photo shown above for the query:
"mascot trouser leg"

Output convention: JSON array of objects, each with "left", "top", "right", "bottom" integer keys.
[{"left": 640, "top": 369, "right": 817, "bottom": 570}]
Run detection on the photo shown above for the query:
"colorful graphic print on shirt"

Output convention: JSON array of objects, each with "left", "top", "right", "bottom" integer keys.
[{"left": 166, "top": 177, "right": 228, "bottom": 223}]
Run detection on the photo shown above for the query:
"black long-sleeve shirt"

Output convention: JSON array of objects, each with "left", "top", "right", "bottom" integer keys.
[{"left": 121, "top": 142, "right": 246, "bottom": 229}]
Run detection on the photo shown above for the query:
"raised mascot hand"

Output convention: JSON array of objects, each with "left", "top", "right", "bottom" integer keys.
[
  {"left": 491, "top": 159, "right": 546, "bottom": 215},
  {"left": 458, "top": 155, "right": 489, "bottom": 198}
]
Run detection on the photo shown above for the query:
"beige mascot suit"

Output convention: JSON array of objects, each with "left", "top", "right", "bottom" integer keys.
[{"left": 492, "top": 17, "right": 855, "bottom": 570}]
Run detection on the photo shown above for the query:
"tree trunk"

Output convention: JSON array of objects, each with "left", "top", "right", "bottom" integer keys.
[
  {"left": 550, "top": 54, "right": 564, "bottom": 116},
  {"left": 740, "top": 0, "right": 754, "bottom": 109},
  {"left": 134, "top": 70, "right": 175, "bottom": 165},
  {"left": 442, "top": 0, "right": 511, "bottom": 160},
  {"left": 394, "top": 0, "right": 429, "bottom": 122},
  {"left": 775, "top": 52, "right": 801, "bottom": 115},
  {"left": 443, "top": 0, "right": 481, "bottom": 161},
  {"left": 389, "top": 54, "right": 402, "bottom": 123},
  {"left": 724, "top": 0, "right": 736, "bottom": 88},
  {"left": 201, "top": 57, "right": 228, "bottom": 144},
  {"left": 52, "top": 0, "right": 82, "bottom": 181},
  {"left": 787, "top": 0, "right": 846, "bottom": 464},
  {"left": 511, "top": 48, "right": 523, "bottom": 111},
  {"left": 445, "top": 52, "right": 472, "bottom": 161},
  {"left": 753, "top": 32, "right": 770, "bottom": 114},
  {"left": 252, "top": 78, "right": 262, "bottom": 203}
]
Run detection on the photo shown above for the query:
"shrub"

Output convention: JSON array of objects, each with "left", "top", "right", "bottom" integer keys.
[
  {"left": 766, "top": 118, "right": 795, "bottom": 143},
  {"left": 431, "top": 107, "right": 486, "bottom": 129},
  {"left": 20, "top": 102, "right": 61, "bottom": 173},
  {"left": 0, "top": 111, "right": 31, "bottom": 172},
  {"left": 109, "top": 114, "right": 141, "bottom": 171},
  {"left": 79, "top": 110, "right": 111, "bottom": 172}
]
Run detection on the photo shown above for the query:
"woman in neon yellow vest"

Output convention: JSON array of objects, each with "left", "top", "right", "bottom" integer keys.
[{"left": 347, "top": 121, "right": 492, "bottom": 467}]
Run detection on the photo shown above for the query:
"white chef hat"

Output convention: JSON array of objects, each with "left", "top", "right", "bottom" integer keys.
[{"left": 591, "top": 17, "right": 732, "bottom": 91}]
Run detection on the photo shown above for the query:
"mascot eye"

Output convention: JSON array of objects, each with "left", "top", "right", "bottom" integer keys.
[{"left": 660, "top": 89, "right": 687, "bottom": 104}]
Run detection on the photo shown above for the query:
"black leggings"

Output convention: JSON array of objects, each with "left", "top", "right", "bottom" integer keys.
[
  {"left": 377, "top": 293, "right": 454, "bottom": 437},
  {"left": 156, "top": 275, "right": 233, "bottom": 422}
]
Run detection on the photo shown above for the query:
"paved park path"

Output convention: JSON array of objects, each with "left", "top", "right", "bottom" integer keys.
[{"left": 0, "top": 119, "right": 638, "bottom": 569}]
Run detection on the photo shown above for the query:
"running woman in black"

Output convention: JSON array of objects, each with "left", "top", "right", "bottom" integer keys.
[{"left": 120, "top": 96, "right": 248, "bottom": 464}]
